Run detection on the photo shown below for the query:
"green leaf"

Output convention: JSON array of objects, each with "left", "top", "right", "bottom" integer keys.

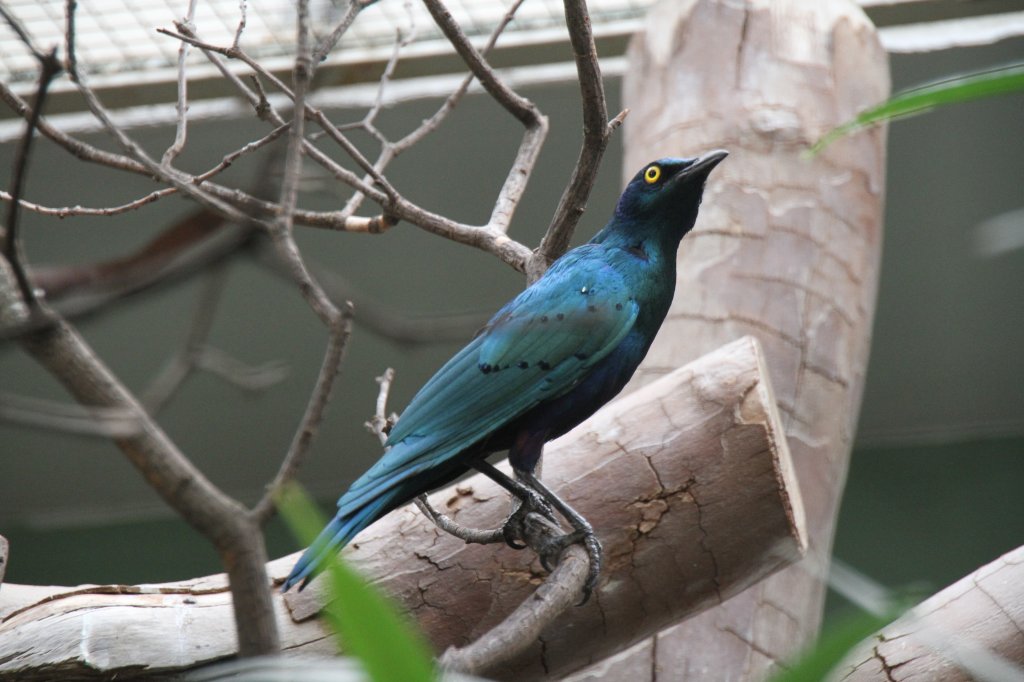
[
  {"left": 810, "top": 62, "right": 1024, "bottom": 154},
  {"left": 768, "top": 609, "right": 895, "bottom": 682},
  {"left": 276, "top": 483, "right": 437, "bottom": 682}
]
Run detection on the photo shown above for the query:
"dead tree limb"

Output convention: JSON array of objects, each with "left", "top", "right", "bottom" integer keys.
[
  {"left": 0, "top": 255, "right": 281, "bottom": 656},
  {"left": 0, "top": 336, "right": 804, "bottom": 680},
  {"left": 837, "top": 545, "right": 1024, "bottom": 682}
]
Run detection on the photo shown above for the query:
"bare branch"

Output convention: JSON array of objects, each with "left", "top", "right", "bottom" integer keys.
[
  {"left": 312, "top": 0, "right": 377, "bottom": 64},
  {"left": 529, "top": 0, "right": 622, "bottom": 282},
  {"left": 441, "top": 541, "right": 589, "bottom": 674},
  {"left": 364, "top": 367, "right": 397, "bottom": 446},
  {"left": 63, "top": 2, "right": 261, "bottom": 229},
  {"left": 0, "top": 254, "right": 280, "bottom": 656},
  {"left": 195, "top": 347, "right": 289, "bottom": 389},
  {"left": 252, "top": 0, "right": 354, "bottom": 524},
  {"left": 421, "top": 0, "right": 548, "bottom": 240},
  {"left": 254, "top": 249, "right": 483, "bottom": 345},
  {"left": 162, "top": 0, "right": 199, "bottom": 166},
  {"left": 1, "top": 187, "right": 177, "bottom": 217},
  {"left": 140, "top": 267, "right": 287, "bottom": 414},
  {"left": 3, "top": 46, "right": 62, "bottom": 308},
  {"left": 0, "top": 4, "right": 50, "bottom": 62},
  {"left": 423, "top": 0, "right": 536, "bottom": 125},
  {"left": 232, "top": 0, "right": 247, "bottom": 50},
  {"left": 0, "top": 391, "right": 143, "bottom": 438}
]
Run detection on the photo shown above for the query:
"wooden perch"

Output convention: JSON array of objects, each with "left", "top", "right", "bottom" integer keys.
[
  {"left": 0, "top": 336, "right": 805, "bottom": 680},
  {"left": 836, "top": 545, "right": 1024, "bottom": 682}
]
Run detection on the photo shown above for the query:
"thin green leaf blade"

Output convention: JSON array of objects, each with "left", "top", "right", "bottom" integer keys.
[
  {"left": 277, "top": 483, "right": 437, "bottom": 682},
  {"left": 768, "top": 609, "right": 895, "bottom": 682},
  {"left": 811, "top": 63, "right": 1024, "bottom": 154}
]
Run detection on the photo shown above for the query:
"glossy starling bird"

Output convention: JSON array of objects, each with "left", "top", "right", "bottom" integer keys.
[{"left": 285, "top": 150, "right": 728, "bottom": 596}]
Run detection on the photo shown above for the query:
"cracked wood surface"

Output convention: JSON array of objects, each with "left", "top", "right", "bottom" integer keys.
[
  {"left": 837, "top": 545, "right": 1024, "bottom": 682},
  {"left": 0, "top": 337, "right": 804, "bottom": 680},
  {"left": 582, "top": 0, "right": 889, "bottom": 679}
]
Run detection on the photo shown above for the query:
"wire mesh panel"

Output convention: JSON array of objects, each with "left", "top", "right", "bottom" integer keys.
[{"left": 0, "top": 0, "right": 654, "bottom": 88}]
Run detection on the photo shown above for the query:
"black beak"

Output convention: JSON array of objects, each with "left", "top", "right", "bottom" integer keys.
[{"left": 685, "top": 149, "right": 728, "bottom": 177}]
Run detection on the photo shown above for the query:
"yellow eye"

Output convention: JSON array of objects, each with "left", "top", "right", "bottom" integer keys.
[{"left": 644, "top": 165, "right": 661, "bottom": 184}]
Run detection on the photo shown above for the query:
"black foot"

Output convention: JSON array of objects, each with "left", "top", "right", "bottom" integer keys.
[
  {"left": 517, "top": 470, "right": 603, "bottom": 605},
  {"left": 500, "top": 486, "right": 559, "bottom": 550},
  {"left": 472, "top": 460, "right": 603, "bottom": 604}
]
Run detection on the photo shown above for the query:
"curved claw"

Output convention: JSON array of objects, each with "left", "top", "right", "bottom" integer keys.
[
  {"left": 502, "top": 522, "right": 528, "bottom": 550},
  {"left": 500, "top": 487, "right": 559, "bottom": 551},
  {"left": 577, "top": 532, "right": 603, "bottom": 605}
]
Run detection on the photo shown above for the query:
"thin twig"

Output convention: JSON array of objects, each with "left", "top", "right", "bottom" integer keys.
[
  {"left": 0, "top": 391, "right": 143, "bottom": 438},
  {"left": 360, "top": 366, "right": 504, "bottom": 544},
  {"left": 232, "top": 0, "right": 247, "bottom": 50},
  {"left": 64, "top": 2, "right": 260, "bottom": 229},
  {"left": 252, "top": 0, "right": 354, "bottom": 524},
  {"left": 0, "top": 72, "right": 390, "bottom": 237},
  {"left": 312, "top": 0, "right": 378, "bottom": 64},
  {"left": 141, "top": 266, "right": 286, "bottom": 413},
  {"left": 0, "top": 4, "right": 50, "bottom": 62},
  {"left": 257, "top": 250, "right": 484, "bottom": 344},
  {"left": 162, "top": 0, "right": 199, "bottom": 166},
  {"left": 0, "top": 48, "right": 382, "bottom": 236},
  {"left": 422, "top": 0, "right": 537, "bottom": 126},
  {"left": 161, "top": 26, "right": 533, "bottom": 270},
  {"left": 421, "top": 0, "right": 548, "bottom": 239},
  {"left": 364, "top": 367, "right": 397, "bottom": 446},
  {"left": 0, "top": 187, "right": 177, "bottom": 217},
  {"left": 141, "top": 266, "right": 219, "bottom": 409},
  {"left": 529, "top": 0, "right": 621, "bottom": 283},
  {"left": 0, "top": 124, "right": 289, "bottom": 219},
  {"left": 3, "top": 46, "right": 62, "bottom": 308}
]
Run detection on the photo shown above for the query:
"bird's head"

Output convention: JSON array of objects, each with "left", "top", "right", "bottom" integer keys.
[{"left": 601, "top": 150, "right": 728, "bottom": 247}]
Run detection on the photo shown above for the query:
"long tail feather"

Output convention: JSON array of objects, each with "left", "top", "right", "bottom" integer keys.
[{"left": 282, "top": 494, "right": 394, "bottom": 591}]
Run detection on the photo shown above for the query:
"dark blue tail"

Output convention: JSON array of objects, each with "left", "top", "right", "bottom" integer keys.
[{"left": 282, "top": 494, "right": 394, "bottom": 591}]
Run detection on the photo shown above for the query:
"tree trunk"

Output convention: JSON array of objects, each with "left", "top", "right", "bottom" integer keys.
[
  {"left": 578, "top": 0, "right": 889, "bottom": 678},
  {"left": 0, "top": 337, "right": 803, "bottom": 680}
]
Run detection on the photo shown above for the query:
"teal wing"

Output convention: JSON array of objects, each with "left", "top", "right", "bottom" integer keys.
[{"left": 338, "top": 246, "right": 638, "bottom": 512}]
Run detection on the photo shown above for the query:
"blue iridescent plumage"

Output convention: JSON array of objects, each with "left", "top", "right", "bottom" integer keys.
[{"left": 284, "top": 151, "right": 727, "bottom": 591}]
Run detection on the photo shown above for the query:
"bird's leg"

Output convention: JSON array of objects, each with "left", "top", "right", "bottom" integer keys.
[
  {"left": 516, "top": 469, "right": 603, "bottom": 604},
  {"left": 472, "top": 459, "right": 559, "bottom": 549},
  {"left": 473, "top": 461, "right": 601, "bottom": 603}
]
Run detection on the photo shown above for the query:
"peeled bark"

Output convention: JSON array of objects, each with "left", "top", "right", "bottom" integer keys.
[
  {"left": 595, "top": 0, "right": 890, "bottom": 678},
  {"left": 0, "top": 337, "right": 804, "bottom": 680},
  {"left": 836, "top": 546, "right": 1024, "bottom": 682}
]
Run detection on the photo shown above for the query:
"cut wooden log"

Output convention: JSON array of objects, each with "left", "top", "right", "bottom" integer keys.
[
  {"left": 0, "top": 336, "right": 804, "bottom": 680},
  {"left": 836, "top": 545, "right": 1024, "bottom": 682}
]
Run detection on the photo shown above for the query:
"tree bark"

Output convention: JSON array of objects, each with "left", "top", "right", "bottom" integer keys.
[
  {"left": 0, "top": 536, "right": 7, "bottom": 586},
  {"left": 592, "top": 0, "right": 890, "bottom": 678},
  {"left": 837, "top": 545, "right": 1024, "bottom": 682},
  {"left": 0, "top": 337, "right": 804, "bottom": 680}
]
